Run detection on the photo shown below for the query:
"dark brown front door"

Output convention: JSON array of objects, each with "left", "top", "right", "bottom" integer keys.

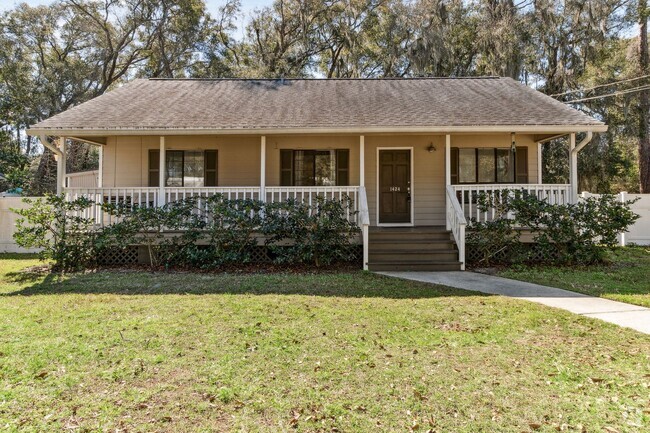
[{"left": 379, "top": 150, "right": 411, "bottom": 224}]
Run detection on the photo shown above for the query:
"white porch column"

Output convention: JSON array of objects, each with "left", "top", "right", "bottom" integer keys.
[
  {"left": 97, "top": 144, "right": 104, "bottom": 188},
  {"left": 58, "top": 137, "right": 66, "bottom": 195},
  {"left": 537, "top": 141, "right": 543, "bottom": 184},
  {"left": 158, "top": 136, "right": 166, "bottom": 206},
  {"left": 359, "top": 135, "right": 365, "bottom": 187},
  {"left": 260, "top": 136, "right": 266, "bottom": 201},
  {"left": 445, "top": 134, "right": 451, "bottom": 230},
  {"left": 569, "top": 133, "right": 577, "bottom": 203}
]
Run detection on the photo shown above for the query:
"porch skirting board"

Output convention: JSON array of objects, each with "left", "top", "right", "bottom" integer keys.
[{"left": 97, "top": 244, "right": 364, "bottom": 267}]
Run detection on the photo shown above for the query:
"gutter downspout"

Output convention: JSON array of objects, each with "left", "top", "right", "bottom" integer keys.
[
  {"left": 40, "top": 134, "right": 64, "bottom": 195},
  {"left": 570, "top": 131, "right": 593, "bottom": 203}
]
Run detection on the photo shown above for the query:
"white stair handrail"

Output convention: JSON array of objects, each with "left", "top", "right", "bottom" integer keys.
[
  {"left": 446, "top": 185, "right": 467, "bottom": 270},
  {"left": 357, "top": 186, "right": 370, "bottom": 271}
]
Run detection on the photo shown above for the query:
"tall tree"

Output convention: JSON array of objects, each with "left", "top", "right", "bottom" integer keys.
[
  {"left": 475, "top": 0, "right": 524, "bottom": 79},
  {"left": 243, "top": 0, "right": 332, "bottom": 77},
  {"left": 638, "top": 0, "right": 650, "bottom": 192}
]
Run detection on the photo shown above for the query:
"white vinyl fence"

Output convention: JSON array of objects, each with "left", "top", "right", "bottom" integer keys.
[
  {"left": 0, "top": 197, "right": 40, "bottom": 253},
  {"left": 581, "top": 192, "right": 650, "bottom": 246}
]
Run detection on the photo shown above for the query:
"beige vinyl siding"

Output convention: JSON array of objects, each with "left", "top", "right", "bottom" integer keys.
[
  {"left": 100, "top": 133, "right": 540, "bottom": 226},
  {"left": 104, "top": 135, "right": 261, "bottom": 187},
  {"left": 102, "top": 136, "right": 143, "bottom": 187}
]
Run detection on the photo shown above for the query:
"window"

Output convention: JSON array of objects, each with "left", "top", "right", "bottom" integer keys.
[
  {"left": 280, "top": 149, "right": 349, "bottom": 186},
  {"left": 458, "top": 149, "right": 477, "bottom": 183},
  {"left": 451, "top": 147, "right": 527, "bottom": 184},
  {"left": 149, "top": 149, "right": 218, "bottom": 187}
]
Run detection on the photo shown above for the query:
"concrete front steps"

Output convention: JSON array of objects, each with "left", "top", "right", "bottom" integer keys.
[{"left": 367, "top": 226, "right": 462, "bottom": 271}]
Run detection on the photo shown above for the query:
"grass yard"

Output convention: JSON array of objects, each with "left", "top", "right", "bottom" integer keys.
[
  {"left": 0, "top": 255, "right": 649, "bottom": 433},
  {"left": 498, "top": 246, "right": 650, "bottom": 308}
]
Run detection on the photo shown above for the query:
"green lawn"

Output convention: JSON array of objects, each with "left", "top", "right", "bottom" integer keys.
[
  {"left": 497, "top": 247, "right": 650, "bottom": 308},
  {"left": 0, "top": 255, "right": 649, "bottom": 432}
]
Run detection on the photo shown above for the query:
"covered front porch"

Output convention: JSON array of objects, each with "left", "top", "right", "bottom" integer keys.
[{"left": 50, "top": 132, "right": 588, "bottom": 270}]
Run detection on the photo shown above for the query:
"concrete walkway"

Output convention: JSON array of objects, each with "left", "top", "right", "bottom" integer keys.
[{"left": 379, "top": 271, "right": 650, "bottom": 335}]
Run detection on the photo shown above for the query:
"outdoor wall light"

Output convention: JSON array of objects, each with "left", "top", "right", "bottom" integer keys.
[{"left": 427, "top": 143, "right": 436, "bottom": 153}]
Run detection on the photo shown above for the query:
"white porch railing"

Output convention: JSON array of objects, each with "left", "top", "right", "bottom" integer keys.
[
  {"left": 265, "top": 186, "right": 360, "bottom": 222},
  {"left": 451, "top": 184, "right": 571, "bottom": 223},
  {"left": 446, "top": 185, "right": 467, "bottom": 270},
  {"left": 165, "top": 187, "right": 260, "bottom": 202},
  {"left": 65, "top": 170, "right": 99, "bottom": 188},
  {"left": 65, "top": 187, "right": 159, "bottom": 226},
  {"left": 65, "top": 186, "right": 362, "bottom": 226}
]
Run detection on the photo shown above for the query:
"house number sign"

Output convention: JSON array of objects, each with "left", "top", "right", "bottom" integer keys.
[{"left": 389, "top": 186, "right": 401, "bottom": 192}]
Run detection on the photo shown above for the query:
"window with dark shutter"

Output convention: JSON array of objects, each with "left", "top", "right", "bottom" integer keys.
[
  {"left": 450, "top": 148, "right": 459, "bottom": 185},
  {"left": 149, "top": 149, "right": 159, "bottom": 187},
  {"left": 150, "top": 149, "right": 216, "bottom": 187},
  {"left": 280, "top": 149, "right": 349, "bottom": 186},
  {"left": 336, "top": 150, "right": 349, "bottom": 186},
  {"left": 280, "top": 149, "right": 293, "bottom": 186},
  {"left": 515, "top": 147, "right": 528, "bottom": 183},
  {"left": 204, "top": 150, "right": 218, "bottom": 186},
  {"left": 450, "top": 146, "right": 527, "bottom": 184}
]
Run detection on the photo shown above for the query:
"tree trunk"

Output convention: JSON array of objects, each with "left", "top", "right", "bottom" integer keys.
[{"left": 639, "top": 0, "right": 650, "bottom": 192}]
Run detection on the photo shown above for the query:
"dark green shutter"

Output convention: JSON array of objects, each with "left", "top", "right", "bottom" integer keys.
[
  {"left": 516, "top": 147, "right": 528, "bottom": 183},
  {"left": 149, "top": 149, "right": 160, "bottom": 187},
  {"left": 336, "top": 149, "right": 349, "bottom": 186},
  {"left": 280, "top": 149, "right": 293, "bottom": 186},
  {"left": 450, "top": 148, "right": 459, "bottom": 185},
  {"left": 204, "top": 150, "right": 218, "bottom": 186}
]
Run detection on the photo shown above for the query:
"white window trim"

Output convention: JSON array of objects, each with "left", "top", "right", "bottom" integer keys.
[{"left": 376, "top": 146, "right": 414, "bottom": 227}]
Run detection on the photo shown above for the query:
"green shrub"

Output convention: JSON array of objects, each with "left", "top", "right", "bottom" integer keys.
[
  {"left": 192, "top": 194, "right": 265, "bottom": 267},
  {"left": 518, "top": 194, "right": 639, "bottom": 264},
  {"left": 467, "top": 190, "right": 523, "bottom": 266},
  {"left": 12, "top": 194, "right": 96, "bottom": 272},
  {"left": 468, "top": 191, "right": 639, "bottom": 266},
  {"left": 99, "top": 197, "right": 205, "bottom": 269},
  {"left": 263, "top": 195, "right": 360, "bottom": 267},
  {"left": 13, "top": 193, "right": 361, "bottom": 271}
]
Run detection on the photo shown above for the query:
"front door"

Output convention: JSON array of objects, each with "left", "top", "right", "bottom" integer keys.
[{"left": 378, "top": 149, "right": 411, "bottom": 224}]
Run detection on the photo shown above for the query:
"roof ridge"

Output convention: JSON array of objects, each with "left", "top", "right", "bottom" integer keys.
[{"left": 147, "top": 76, "right": 502, "bottom": 81}]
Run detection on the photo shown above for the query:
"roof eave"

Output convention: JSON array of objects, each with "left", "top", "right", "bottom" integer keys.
[{"left": 27, "top": 124, "right": 608, "bottom": 137}]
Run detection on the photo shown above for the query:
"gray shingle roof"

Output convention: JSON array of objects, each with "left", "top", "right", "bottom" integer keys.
[{"left": 29, "top": 77, "right": 604, "bottom": 133}]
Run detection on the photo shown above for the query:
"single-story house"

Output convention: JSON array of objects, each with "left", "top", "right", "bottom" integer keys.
[{"left": 28, "top": 77, "right": 606, "bottom": 271}]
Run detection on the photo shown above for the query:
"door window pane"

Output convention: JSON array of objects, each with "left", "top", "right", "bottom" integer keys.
[
  {"left": 497, "top": 149, "right": 515, "bottom": 183},
  {"left": 458, "top": 149, "right": 476, "bottom": 183},
  {"left": 478, "top": 148, "right": 495, "bottom": 183}
]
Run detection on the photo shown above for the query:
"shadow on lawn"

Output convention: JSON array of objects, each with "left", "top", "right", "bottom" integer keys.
[{"left": 2, "top": 268, "right": 487, "bottom": 299}]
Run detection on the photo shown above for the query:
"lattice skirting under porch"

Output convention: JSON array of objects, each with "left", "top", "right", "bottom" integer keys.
[
  {"left": 97, "top": 244, "right": 363, "bottom": 267},
  {"left": 97, "top": 246, "right": 139, "bottom": 266},
  {"left": 466, "top": 243, "right": 561, "bottom": 265}
]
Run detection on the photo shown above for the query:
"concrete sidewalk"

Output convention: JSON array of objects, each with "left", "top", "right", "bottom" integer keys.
[{"left": 379, "top": 271, "right": 650, "bottom": 335}]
